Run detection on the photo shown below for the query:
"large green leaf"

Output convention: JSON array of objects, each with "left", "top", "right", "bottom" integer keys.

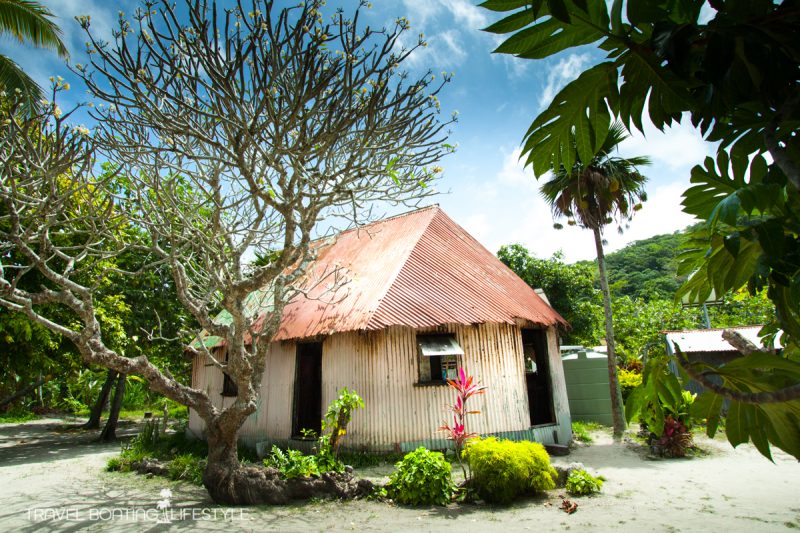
[
  {"left": 690, "top": 392, "right": 723, "bottom": 437},
  {"left": 483, "top": 8, "right": 539, "bottom": 34},
  {"left": 682, "top": 154, "right": 746, "bottom": 221},
  {"left": 521, "top": 62, "right": 617, "bottom": 176},
  {"left": 478, "top": 0, "right": 533, "bottom": 12},
  {"left": 492, "top": 2, "right": 608, "bottom": 60},
  {"left": 494, "top": 17, "right": 601, "bottom": 59},
  {"left": 618, "top": 48, "right": 690, "bottom": 131}
]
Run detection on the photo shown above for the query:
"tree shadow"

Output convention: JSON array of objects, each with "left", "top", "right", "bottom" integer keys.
[{"left": 0, "top": 419, "right": 140, "bottom": 467}]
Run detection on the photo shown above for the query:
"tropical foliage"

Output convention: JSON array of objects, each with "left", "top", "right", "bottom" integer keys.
[
  {"left": 438, "top": 368, "right": 485, "bottom": 478},
  {"left": 484, "top": 0, "right": 799, "bottom": 459}
]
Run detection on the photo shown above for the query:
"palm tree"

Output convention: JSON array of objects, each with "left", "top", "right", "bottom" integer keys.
[
  {"left": 0, "top": 0, "right": 69, "bottom": 107},
  {"left": 540, "top": 122, "right": 650, "bottom": 440}
]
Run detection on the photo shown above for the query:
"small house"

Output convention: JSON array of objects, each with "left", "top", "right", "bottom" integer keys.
[
  {"left": 189, "top": 206, "right": 572, "bottom": 452},
  {"left": 665, "top": 325, "right": 782, "bottom": 395}
]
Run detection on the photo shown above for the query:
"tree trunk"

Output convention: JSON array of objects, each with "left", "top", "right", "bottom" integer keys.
[
  {"left": 0, "top": 375, "right": 50, "bottom": 409},
  {"left": 203, "top": 420, "right": 245, "bottom": 504},
  {"left": 84, "top": 369, "right": 118, "bottom": 429},
  {"left": 99, "top": 373, "right": 126, "bottom": 442},
  {"left": 593, "top": 227, "right": 627, "bottom": 440}
]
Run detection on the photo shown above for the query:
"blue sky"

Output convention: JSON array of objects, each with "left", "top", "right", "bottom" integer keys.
[{"left": 5, "top": 0, "right": 711, "bottom": 262}]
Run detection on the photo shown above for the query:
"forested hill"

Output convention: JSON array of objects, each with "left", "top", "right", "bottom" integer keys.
[{"left": 576, "top": 230, "right": 687, "bottom": 301}]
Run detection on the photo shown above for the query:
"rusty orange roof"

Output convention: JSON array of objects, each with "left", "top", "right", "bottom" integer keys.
[{"left": 273, "top": 206, "right": 567, "bottom": 340}]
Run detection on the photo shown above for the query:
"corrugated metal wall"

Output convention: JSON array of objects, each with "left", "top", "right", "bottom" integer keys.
[{"left": 189, "top": 323, "right": 571, "bottom": 449}]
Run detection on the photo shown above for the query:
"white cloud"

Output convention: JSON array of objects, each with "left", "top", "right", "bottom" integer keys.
[
  {"left": 618, "top": 117, "right": 713, "bottom": 170},
  {"left": 497, "top": 148, "right": 537, "bottom": 190},
  {"left": 402, "top": 0, "right": 488, "bottom": 30},
  {"left": 601, "top": 181, "right": 698, "bottom": 254},
  {"left": 540, "top": 53, "right": 591, "bottom": 108},
  {"left": 439, "top": 0, "right": 490, "bottom": 30}
]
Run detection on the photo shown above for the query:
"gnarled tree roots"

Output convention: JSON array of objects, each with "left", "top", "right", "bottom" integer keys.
[{"left": 203, "top": 463, "right": 374, "bottom": 506}]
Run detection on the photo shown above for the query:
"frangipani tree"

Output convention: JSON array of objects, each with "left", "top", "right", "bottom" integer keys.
[
  {"left": 540, "top": 123, "right": 649, "bottom": 439},
  {"left": 0, "top": 0, "right": 454, "bottom": 504}
]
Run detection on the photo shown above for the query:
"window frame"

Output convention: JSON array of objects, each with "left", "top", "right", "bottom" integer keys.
[{"left": 416, "top": 333, "right": 463, "bottom": 386}]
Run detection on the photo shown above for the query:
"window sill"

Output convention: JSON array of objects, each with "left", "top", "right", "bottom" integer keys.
[{"left": 414, "top": 381, "right": 449, "bottom": 387}]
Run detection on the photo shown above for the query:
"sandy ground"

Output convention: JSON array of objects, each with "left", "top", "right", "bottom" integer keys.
[{"left": 0, "top": 419, "right": 798, "bottom": 532}]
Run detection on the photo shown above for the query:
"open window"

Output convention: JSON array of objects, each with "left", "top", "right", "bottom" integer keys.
[{"left": 417, "top": 334, "right": 463, "bottom": 384}]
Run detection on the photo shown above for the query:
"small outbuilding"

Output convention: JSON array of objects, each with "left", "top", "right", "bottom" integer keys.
[
  {"left": 189, "top": 206, "right": 572, "bottom": 452},
  {"left": 665, "top": 325, "right": 782, "bottom": 395}
]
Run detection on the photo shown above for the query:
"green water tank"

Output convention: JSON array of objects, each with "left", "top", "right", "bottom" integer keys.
[{"left": 561, "top": 349, "right": 613, "bottom": 426}]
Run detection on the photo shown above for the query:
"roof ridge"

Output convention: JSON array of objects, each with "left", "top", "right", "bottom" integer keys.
[
  {"left": 662, "top": 325, "right": 765, "bottom": 334},
  {"left": 363, "top": 207, "right": 441, "bottom": 327}
]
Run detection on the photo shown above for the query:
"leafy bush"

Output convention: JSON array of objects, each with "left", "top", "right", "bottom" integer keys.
[
  {"left": 566, "top": 469, "right": 604, "bottom": 496},
  {"left": 656, "top": 416, "right": 693, "bottom": 458},
  {"left": 463, "top": 437, "right": 557, "bottom": 504},
  {"left": 385, "top": 447, "right": 455, "bottom": 506},
  {"left": 626, "top": 357, "right": 696, "bottom": 435},
  {"left": 617, "top": 368, "right": 642, "bottom": 402},
  {"left": 264, "top": 446, "right": 321, "bottom": 479},
  {"left": 168, "top": 453, "right": 206, "bottom": 484},
  {"left": 106, "top": 457, "right": 124, "bottom": 472}
]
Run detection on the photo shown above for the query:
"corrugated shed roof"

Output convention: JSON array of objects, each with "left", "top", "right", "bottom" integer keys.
[
  {"left": 664, "top": 325, "right": 782, "bottom": 353},
  {"left": 273, "top": 206, "right": 566, "bottom": 340}
]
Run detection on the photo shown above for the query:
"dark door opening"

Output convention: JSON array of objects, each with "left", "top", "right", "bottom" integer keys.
[
  {"left": 521, "top": 329, "right": 556, "bottom": 426},
  {"left": 292, "top": 342, "right": 323, "bottom": 438}
]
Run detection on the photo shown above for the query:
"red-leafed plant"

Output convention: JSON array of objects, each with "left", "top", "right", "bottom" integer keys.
[{"left": 439, "top": 368, "right": 486, "bottom": 478}]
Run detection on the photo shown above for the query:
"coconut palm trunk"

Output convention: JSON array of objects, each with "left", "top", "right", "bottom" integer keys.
[
  {"left": 539, "top": 122, "right": 649, "bottom": 443},
  {"left": 593, "top": 226, "right": 626, "bottom": 439}
]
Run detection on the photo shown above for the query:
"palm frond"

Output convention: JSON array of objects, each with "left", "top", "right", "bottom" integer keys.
[
  {"left": 0, "top": 53, "right": 43, "bottom": 108},
  {"left": 539, "top": 121, "right": 650, "bottom": 231},
  {"left": 0, "top": 0, "right": 68, "bottom": 58}
]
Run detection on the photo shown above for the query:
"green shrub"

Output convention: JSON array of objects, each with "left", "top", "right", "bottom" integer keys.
[
  {"left": 106, "top": 457, "right": 123, "bottom": 472},
  {"left": 385, "top": 447, "right": 455, "bottom": 506},
  {"left": 618, "top": 368, "right": 642, "bottom": 402},
  {"left": 168, "top": 454, "right": 206, "bottom": 485},
  {"left": 264, "top": 446, "right": 321, "bottom": 479},
  {"left": 463, "top": 437, "right": 557, "bottom": 504},
  {"left": 565, "top": 469, "right": 604, "bottom": 496}
]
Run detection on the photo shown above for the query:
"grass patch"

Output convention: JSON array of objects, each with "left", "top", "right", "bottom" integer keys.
[
  {"left": 572, "top": 421, "right": 605, "bottom": 443},
  {"left": 0, "top": 409, "right": 38, "bottom": 424}
]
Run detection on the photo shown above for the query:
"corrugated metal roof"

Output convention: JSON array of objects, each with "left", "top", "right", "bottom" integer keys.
[
  {"left": 664, "top": 325, "right": 782, "bottom": 353},
  {"left": 273, "top": 206, "right": 566, "bottom": 340}
]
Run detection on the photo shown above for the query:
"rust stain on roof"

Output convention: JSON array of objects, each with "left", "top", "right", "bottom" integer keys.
[{"left": 273, "top": 206, "right": 567, "bottom": 341}]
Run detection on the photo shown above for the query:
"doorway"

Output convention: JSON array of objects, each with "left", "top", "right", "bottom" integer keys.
[
  {"left": 292, "top": 342, "right": 323, "bottom": 437},
  {"left": 521, "top": 329, "right": 556, "bottom": 426}
]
